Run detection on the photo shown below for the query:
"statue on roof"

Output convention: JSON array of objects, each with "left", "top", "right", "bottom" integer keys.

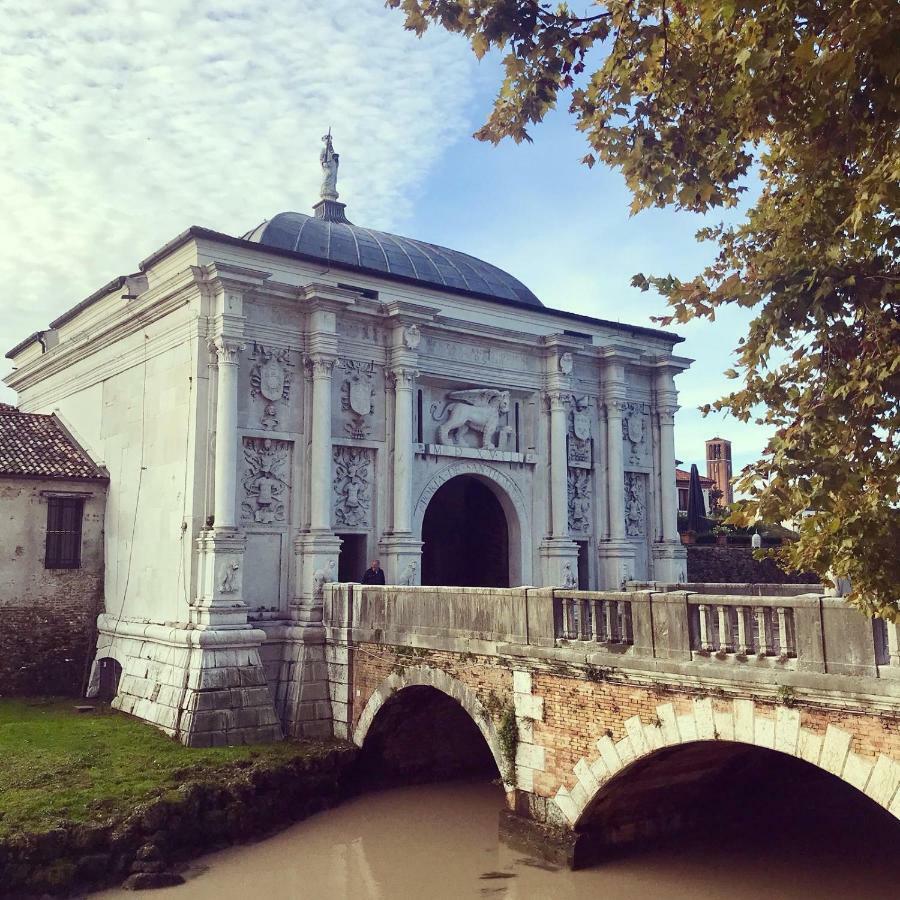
[{"left": 320, "top": 129, "right": 339, "bottom": 201}]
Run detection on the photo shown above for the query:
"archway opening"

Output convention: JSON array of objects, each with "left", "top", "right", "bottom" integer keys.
[
  {"left": 421, "top": 476, "right": 509, "bottom": 587},
  {"left": 358, "top": 685, "right": 500, "bottom": 786},
  {"left": 572, "top": 741, "right": 900, "bottom": 873},
  {"left": 96, "top": 657, "right": 122, "bottom": 702}
]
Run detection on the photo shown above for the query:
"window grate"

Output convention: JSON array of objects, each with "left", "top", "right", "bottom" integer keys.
[{"left": 45, "top": 497, "right": 84, "bottom": 569}]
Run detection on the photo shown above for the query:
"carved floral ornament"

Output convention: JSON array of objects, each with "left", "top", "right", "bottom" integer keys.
[
  {"left": 249, "top": 343, "right": 295, "bottom": 430},
  {"left": 340, "top": 359, "right": 376, "bottom": 439},
  {"left": 241, "top": 437, "right": 290, "bottom": 525},
  {"left": 210, "top": 336, "right": 244, "bottom": 366},
  {"left": 333, "top": 445, "right": 373, "bottom": 528},
  {"left": 567, "top": 468, "right": 592, "bottom": 533}
]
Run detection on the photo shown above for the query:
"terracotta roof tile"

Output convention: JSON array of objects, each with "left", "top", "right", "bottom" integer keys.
[{"left": 0, "top": 407, "right": 107, "bottom": 480}]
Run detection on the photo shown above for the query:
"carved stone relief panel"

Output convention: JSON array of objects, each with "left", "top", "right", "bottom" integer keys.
[
  {"left": 621, "top": 401, "right": 651, "bottom": 467},
  {"left": 241, "top": 438, "right": 291, "bottom": 525},
  {"left": 624, "top": 471, "right": 647, "bottom": 538},
  {"left": 339, "top": 359, "right": 376, "bottom": 439},
  {"left": 248, "top": 343, "right": 295, "bottom": 430},
  {"left": 568, "top": 468, "right": 593, "bottom": 534},
  {"left": 567, "top": 395, "right": 593, "bottom": 468},
  {"left": 332, "top": 446, "right": 373, "bottom": 528},
  {"left": 430, "top": 387, "right": 512, "bottom": 450}
]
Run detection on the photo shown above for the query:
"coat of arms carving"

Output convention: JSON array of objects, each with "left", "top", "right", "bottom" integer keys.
[
  {"left": 249, "top": 343, "right": 294, "bottom": 430},
  {"left": 567, "top": 396, "right": 592, "bottom": 468},
  {"left": 621, "top": 402, "right": 649, "bottom": 465},
  {"left": 340, "top": 360, "right": 376, "bottom": 439}
]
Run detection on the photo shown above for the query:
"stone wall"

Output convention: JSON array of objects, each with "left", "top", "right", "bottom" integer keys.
[
  {"left": 0, "top": 478, "right": 105, "bottom": 696},
  {"left": 687, "top": 545, "right": 818, "bottom": 584}
]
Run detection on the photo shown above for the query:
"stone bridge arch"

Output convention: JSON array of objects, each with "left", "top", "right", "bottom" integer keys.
[
  {"left": 412, "top": 461, "right": 531, "bottom": 586},
  {"left": 353, "top": 665, "right": 513, "bottom": 789},
  {"left": 550, "top": 697, "right": 900, "bottom": 829}
]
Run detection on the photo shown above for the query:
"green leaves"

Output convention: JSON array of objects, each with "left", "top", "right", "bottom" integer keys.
[{"left": 388, "top": 0, "right": 900, "bottom": 617}]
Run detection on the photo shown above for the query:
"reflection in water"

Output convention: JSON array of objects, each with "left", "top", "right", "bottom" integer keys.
[{"left": 96, "top": 777, "right": 899, "bottom": 900}]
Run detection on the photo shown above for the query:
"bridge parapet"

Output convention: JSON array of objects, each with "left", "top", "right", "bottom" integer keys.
[{"left": 324, "top": 583, "right": 900, "bottom": 687}]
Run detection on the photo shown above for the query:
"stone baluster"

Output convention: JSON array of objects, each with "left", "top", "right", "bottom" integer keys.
[
  {"left": 736, "top": 606, "right": 750, "bottom": 655},
  {"left": 211, "top": 337, "right": 244, "bottom": 529},
  {"left": 698, "top": 603, "right": 711, "bottom": 651},
  {"left": 717, "top": 605, "right": 730, "bottom": 653},
  {"left": 306, "top": 355, "right": 336, "bottom": 531},
  {"left": 604, "top": 601, "right": 614, "bottom": 643},
  {"left": 590, "top": 599, "right": 601, "bottom": 641},
  {"left": 755, "top": 606, "right": 769, "bottom": 656},
  {"left": 776, "top": 607, "right": 790, "bottom": 657}
]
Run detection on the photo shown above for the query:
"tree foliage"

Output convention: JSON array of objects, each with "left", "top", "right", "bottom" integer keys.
[{"left": 388, "top": 0, "right": 900, "bottom": 617}]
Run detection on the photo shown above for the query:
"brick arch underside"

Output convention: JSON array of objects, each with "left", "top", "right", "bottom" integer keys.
[
  {"left": 352, "top": 666, "right": 512, "bottom": 789},
  {"left": 551, "top": 697, "right": 900, "bottom": 828}
]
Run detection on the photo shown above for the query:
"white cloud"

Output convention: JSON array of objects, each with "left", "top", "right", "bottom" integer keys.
[{"left": 0, "top": 0, "right": 475, "bottom": 399}]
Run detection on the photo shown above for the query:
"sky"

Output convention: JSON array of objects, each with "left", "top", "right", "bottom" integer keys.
[{"left": 1, "top": 0, "right": 769, "bottom": 475}]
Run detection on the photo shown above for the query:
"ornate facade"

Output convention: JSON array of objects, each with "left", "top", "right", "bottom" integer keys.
[{"left": 4, "top": 136, "right": 689, "bottom": 744}]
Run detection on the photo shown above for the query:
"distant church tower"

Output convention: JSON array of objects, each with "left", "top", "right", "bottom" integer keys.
[{"left": 706, "top": 437, "right": 733, "bottom": 506}]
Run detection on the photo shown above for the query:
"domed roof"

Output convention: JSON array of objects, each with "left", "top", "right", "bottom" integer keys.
[{"left": 246, "top": 210, "right": 543, "bottom": 307}]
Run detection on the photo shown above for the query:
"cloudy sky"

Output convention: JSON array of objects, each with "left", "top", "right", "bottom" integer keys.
[{"left": 1, "top": 0, "right": 767, "bottom": 473}]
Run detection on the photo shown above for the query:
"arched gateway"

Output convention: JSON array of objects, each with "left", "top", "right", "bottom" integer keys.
[{"left": 413, "top": 463, "right": 530, "bottom": 587}]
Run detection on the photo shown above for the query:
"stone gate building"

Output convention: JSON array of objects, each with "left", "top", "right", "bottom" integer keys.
[{"left": 4, "top": 136, "right": 688, "bottom": 742}]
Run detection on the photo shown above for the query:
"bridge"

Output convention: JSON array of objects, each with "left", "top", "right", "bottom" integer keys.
[{"left": 322, "top": 582, "right": 900, "bottom": 866}]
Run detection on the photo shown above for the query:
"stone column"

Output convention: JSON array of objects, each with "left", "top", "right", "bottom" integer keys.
[
  {"left": 211, "top": 336, "right": 242, "bottom": 529},
  {"left": 606, "top": 399, "right": 627, "bottom": 542},
  {"left": 597, "top": 360, "right": 634, "bottom": 589},
  {"left": 307, "top": 354, "right": 336, "bottom": 531},
  {"left": 657, "top": 404, "right": 679, "bottom": 542},
  {"left": 548, "top": 390, "right": 571, "bottom": 538},
  {"left": 390, "top": 366, "right": 418, "bottom": 534},
  {"left": 651, "top": 367, "right": 687, "bottom": 583}
]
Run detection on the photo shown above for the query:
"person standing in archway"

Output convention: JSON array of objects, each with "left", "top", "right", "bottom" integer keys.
[{"left": 361, "top": 559, "right": 386, "bottom": 585}]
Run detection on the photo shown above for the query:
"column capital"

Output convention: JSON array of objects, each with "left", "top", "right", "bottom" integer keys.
[
  {"left": 656, "top": 402, "right": 680, "bottom": 421},
  {"left": 209, "top": 336, "right": 244, "bottom": 366},
  {"left": 544, "top": 390, "right": 572, "bottom": 412},
  {"left": 386, "top": 367, "right": 419, "bottom": 390},
  {"left": 304, "top": 354, "right": 337, "bottom": 379}
]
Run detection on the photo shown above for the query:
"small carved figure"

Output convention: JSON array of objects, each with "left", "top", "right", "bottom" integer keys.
[
  {"left": 260, "top": 403, "right": 279, "bottom": 430},
  {"left": 624, "top": 472, "right": 646, "bottom": 537},
  {"left": 313, "top": 560, "right": 337, "bottom": 601},
  {"left": 399, "top": 560, "right": 418, "bottom": 586},
  {"left": 219, "top": 561, "right": 240, "bottom": 593},
  {"left": 562, "top": 561, "right": 577, "bottom": 590},
  {"left": 559, "top": 352, "right": 573, "bottom": 374},
  {"left": 431, "top": 388, "right": 510, "bottom": 448}
]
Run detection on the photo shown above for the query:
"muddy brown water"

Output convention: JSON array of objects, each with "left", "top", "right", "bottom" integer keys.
[{"left": 96, "top": 778, "right": 899, "bottom": 899}]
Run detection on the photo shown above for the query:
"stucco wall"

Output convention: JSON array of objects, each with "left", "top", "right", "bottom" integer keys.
[{"left": 0, "top": 477, "right": 105, "bottom": 694}]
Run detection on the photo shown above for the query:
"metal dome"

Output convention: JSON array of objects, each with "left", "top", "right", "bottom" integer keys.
[{"left": 246, "top": 211, "right": 543, "bottom": 307}]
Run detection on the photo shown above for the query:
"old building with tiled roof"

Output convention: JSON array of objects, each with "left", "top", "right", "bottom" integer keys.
[{"left": 0, "top": 405, "right": 107, "bottom": 695}]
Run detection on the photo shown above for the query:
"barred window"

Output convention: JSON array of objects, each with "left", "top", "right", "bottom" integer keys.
[{"left": 45, "top": 497, "right": 84, "bottom": 569}]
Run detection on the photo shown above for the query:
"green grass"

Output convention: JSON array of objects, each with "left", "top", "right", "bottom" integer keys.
[{"left": 0, "top": 698, "right": 320, "bottom": 838}]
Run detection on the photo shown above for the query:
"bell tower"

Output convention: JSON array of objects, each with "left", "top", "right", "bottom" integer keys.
[{"left": 705, "top": 436, "right": 733, "bottom": 506}]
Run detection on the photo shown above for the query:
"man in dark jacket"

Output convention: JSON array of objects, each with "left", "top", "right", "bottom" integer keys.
[{"left": 361, "top": 559, "right": 386, "bottom": 585}]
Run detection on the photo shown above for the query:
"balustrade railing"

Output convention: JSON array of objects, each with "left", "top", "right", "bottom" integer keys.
[
  {"left": 689, "top": 597, "right": 797, "bottom": 661},
  {"left": 555, "top": 594, "right": 633, "bottom": 646}
]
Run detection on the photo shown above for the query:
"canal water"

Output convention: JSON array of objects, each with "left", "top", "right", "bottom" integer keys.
[{"left": 98, "top": 776, "right": 899, "bottom": 899}]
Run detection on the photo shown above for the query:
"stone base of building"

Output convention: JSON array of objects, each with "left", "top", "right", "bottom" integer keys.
[
  {"left": 652, "top": 540, "right": 688, "bottom": 583},
  {"left": 87, "top": 614, "right": 283, "bottom": 747},
  {"left": 264, "top": 624, "right": 335, "bottom": 739}
]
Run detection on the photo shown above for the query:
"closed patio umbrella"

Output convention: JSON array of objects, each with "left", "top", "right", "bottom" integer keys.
[{"left": 686, "top": 464, "right": 707, "bottom": 533}]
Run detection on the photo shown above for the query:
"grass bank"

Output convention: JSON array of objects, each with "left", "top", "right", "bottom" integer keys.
[
  {"left": 0, "top": 698, "right": 323, "bottom": 838},
  {"left": 0, "top": 698, "right": 358, "bottom": 896}
]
